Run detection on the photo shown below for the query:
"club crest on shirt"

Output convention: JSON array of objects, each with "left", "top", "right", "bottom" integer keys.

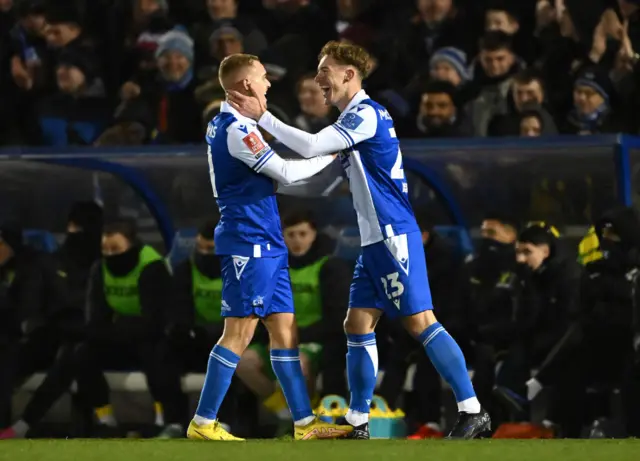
[
  {"left": 339, "top": 112, "right": 364, "bottom": 130},
  {"left": 242, "top": 132, "right": 265, "bottom": 156}
]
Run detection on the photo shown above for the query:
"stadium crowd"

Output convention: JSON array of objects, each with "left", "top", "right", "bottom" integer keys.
[
  {"left": 1, "top": 0, "right": 640, "bottom": 146},
  {"left": 1, "top": 0, "right": 640, "bottom": 442}
]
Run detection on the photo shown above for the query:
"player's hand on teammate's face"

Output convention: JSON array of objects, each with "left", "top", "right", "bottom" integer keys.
[{"left": 227, "top": 85, "right": 266, "bottom": 120}]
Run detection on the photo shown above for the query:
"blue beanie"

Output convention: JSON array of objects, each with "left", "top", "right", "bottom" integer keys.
[
  {"left": 155, "top": 29, "right": 194, "bottom": 62},
  {"left": 429, "top": 47, "right": 470, "bottom": 82}
]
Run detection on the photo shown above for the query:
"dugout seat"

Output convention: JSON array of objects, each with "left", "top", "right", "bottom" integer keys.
[
  {"left": 167, "top": 228, "right": 198, "bottom": 270},
  {"left": 24, "top": 229, "right": 58, "bottom": 253},
  {"left": 433, "top": 225, "right": 473, "bottom": 260},
  {"left": 333, "top": 226, "right": 361, "bottom": 261}
]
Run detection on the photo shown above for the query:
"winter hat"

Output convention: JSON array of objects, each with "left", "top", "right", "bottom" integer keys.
[
  {"left": 574, "top": 68, "right": 612, "bottom": 104},
  {"left": 210, "top": 24, "right": 244, "bottom": 44},
  {"left": 429, "top": 47, "right": 470, "bottom": 82},
  {"left": 155, "top": 29, "right": 194, "bottom": 62}
]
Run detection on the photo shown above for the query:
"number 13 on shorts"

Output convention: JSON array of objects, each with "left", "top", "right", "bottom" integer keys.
[{"left": 381, "top": 272, "right": 404, "bottom": 309}]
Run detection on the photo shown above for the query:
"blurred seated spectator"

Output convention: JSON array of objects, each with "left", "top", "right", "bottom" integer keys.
[
  {"left": 455, "top": 214, "right": 519, "bottom": 419},
  {"left": 429, "top": 46, "right": 471, "bottom": 90},
  {"left": 37, "top": 47, "right": 110, "bottom": 147},
  {"left": 413, "top": 80, "right": 473, "bottom": 137},
  {"left": 487, "top": 69, "right": 558, "bottom": 136},
  {"left": 116, "top": 28, "right": 202, "bottom": 144},
  {"left": 531, "top": 207, "right": 640, "bottom": 437},
  {"left": 74, "top": 218, "right": 187, "bottom": 438},
  {"left": 0, "top": 202, "right": 106, "bottom": 439},
  {"left": 43, "top": 3, "right": 95, "bottom": 53},
  {"left": 293, "top": 73, "right": 337, "bottom": 133},
  {"left": 468, "top": 31, "right": 526, "bottom": 137},
  {"left": 491, "top": 222, "right": 579, "bottom": 427},
  {"left": 0, "top": 224, "right": 62, "bottom": 430}
]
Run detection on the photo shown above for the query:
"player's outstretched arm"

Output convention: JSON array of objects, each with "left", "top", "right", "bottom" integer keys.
[
  {"left": 227, "top": 89, "right": 377, "bottom": 158},
  {"left": 228, "top": 125, "right": 336, "bottom": 186}
]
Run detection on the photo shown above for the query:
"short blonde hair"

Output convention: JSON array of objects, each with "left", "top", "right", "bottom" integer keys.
[
  {"left": 218, "top": 53, "right": 260, "bottom": 89},
  {"left": 318, "top": 41, "right": 371, "bottom": 79}
]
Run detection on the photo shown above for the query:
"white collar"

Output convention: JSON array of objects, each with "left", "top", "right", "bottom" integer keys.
[
  {"left": 342, "top": 89, "right": 369, "bottom": 114},
  {"left": 221, "top": 101, "right": 258, "bottom": 125}
]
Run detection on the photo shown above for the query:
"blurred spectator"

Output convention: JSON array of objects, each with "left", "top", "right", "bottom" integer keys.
[
  {"left": 402, "top": 0, "right": 473, "bottom": 77},
  {"left": 492, "top": 222, "right": 580, "bottom": 428},
  {"left": 0, "top": 202, "right": 106, "bottom": 439},
  {"left": 429, "top": 46, "right": 470, "bottom": 88},
  {"left": 455, "top": 214, "right": 519, "bottom": 418},
  {"left": 43, "top": 4, "right": 93, "bottom": 51},
  {"left": 519, "top": 109, "right": 545, "bottom": 137},
  {"left": 293, "top": 73, "right": 337, "bottom": 133},
  {"left": 468, "top": 31, "right": 526, "bottom": 136},
  {"left": 413, "top": 80, "right": 473, "bottom": 137},
  {"left": 74, "top": 218, "right": 187, "bottom": 438},
  {"left": 191, "top": 0, "right": 267, "bottom": 61},
  {"left": 561, "top": 67, "right": 621, "bottom": 134},
  {"left": 37, "top": 47, "right": 110, "bottom": 147},
  {"left": 484, "top": 1, "right": 536, "bottom": 64},
  {"left": 123, "top": 0, "right": 176, "bottom": 89},
  {"left": 488, "top": 70, "right": 558, "bottom": 136},
  {"left": 532, "top": 207, "right": 640, "bottom": 437},
  {"left": 0, "top": 223, "right": 62, "bottom": 429},
  {"left": 194, "top": 24, "right": 244, "bottom": 90},
  {"left": 116, "top": 28, "right": 202, "bottom": 144}
]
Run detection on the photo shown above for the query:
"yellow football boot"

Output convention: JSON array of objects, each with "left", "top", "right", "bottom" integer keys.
[
  {"left": 186, "top": 420, "right": 244, "bottom": 441},
  {"left": 294, "top": 417, "right": 353, "bottom": 440}
]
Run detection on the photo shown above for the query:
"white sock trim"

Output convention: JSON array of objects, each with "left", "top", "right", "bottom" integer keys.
[
  {"left": 346, "top": 409, "right": 369, "bottom": 426},
  {"left": 457, "top": 397, "right": 481, "bottom": 414},
  {"left": 193, "top": 415, "right": 216, "bottom": 426},
  {"left": 526, "top": 378, "right": 543, "bottom": 401},
  {"left": 294, "top": 415, "right": 315, "bottom": 427}
]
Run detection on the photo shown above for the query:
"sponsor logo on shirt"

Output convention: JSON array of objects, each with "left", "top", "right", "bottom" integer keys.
[{"left": 242, "top": 132, "right": 265, "bottom": 156}]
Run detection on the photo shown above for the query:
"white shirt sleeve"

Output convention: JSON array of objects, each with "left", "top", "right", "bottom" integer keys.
[
  {"left": 227, "top": 123, "right": 336, "bottom": 186},
  {"left": 258, "top": 103, "right": 378, "bottom": 158}
]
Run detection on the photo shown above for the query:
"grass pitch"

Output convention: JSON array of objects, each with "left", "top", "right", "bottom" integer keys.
[{"left": 1, "top": 439, "right": 640, "bottom": 461}]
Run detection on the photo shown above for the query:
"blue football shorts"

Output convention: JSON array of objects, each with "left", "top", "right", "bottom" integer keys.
[
  {"left": 349, "top": 231, "right": 433, "bottom": 318},
  {"left": 219, "top": 253, "right": 294, "bottom": 318}
]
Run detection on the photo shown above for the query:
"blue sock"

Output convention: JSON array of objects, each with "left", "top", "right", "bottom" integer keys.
[
  {"left": 195, "top": 345, "right": 239, "bottom": 420},
  {"left": 420, "top": 322, "right": 476, "bottom": 403},
  {"left": 346, "top": 333, "right": 377, "bottom": 414},
  {"left": 270, "top": 349, "right": 313, "bottom": 421}
]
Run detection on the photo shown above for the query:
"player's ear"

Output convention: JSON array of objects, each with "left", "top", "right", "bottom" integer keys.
[
  {"left": 344, "top": 68, "right": 355, "bottom": 83},
  {"left": 241, "top": 78, "right": 250, "bottom": 93}
]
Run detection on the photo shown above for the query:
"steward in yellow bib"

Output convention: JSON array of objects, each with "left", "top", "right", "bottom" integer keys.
[
  {"left": 236, "top": 210, "right": 352, "bottom": 428},
  {"left": 168, "top": 222, "right": 236, "bottom": 428},
  {"left": 74, "top": 219, "right": 187, "bottom": 438}
]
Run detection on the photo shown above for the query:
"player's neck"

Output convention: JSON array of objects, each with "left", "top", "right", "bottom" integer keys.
[{"left": 336, "top": 87, "right": 362, "bottom": 112}]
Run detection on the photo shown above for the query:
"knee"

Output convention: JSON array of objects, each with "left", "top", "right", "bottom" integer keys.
[
  {"left": 343, "top": 309, "right": 378, "bottom": 336},
  {"left": 219, "top": 320, "right": 256, "bottom": 355}
]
